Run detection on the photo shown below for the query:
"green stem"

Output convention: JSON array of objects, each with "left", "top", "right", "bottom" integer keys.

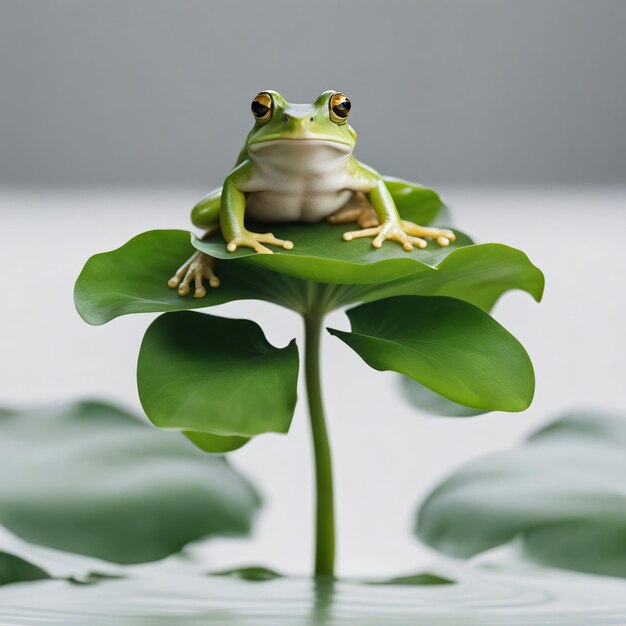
[{"left": 303, "top": 312, "right": 335, "bottom": 578}]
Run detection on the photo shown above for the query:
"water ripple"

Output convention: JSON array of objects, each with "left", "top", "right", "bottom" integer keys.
[{"left": 1, "top": 564, "right": 626, "bottom": 625}]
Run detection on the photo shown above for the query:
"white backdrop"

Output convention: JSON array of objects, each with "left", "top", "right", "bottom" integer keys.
[{"left": 1, "top": 188, "right": 625, "bottom": 576}]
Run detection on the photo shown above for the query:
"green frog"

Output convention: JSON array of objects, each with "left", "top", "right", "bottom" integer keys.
[{"left": 169, "top": 90, "right": 455, "bottom": 297}]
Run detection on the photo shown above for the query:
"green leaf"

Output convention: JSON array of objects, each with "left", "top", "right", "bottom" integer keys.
[
  {"left": 211, "top": 565, "right": 283, "bottom": 582},
  {"left": 74, "top": 229, "right": 307, "bottom": 325},
  {"left": 399, "top": 376, "right": 487, "bottom": 418},
  {"left": 393, "top": 245, "right": 543, "bottom": 417},
  {"left": 382, "top": 177, "right": 442, "bottom": 224},
  {"left": 354, "top": 242, "right": 544, "bottom": 312},
  {"left": 76, "top": 230, "right": 543, "bottom": 323},
  {"left": 0, "top": 553, "right": 48, "bottom": 587},
  {"left": 368, "top": 572, "right": 455, "bottom": 586},
  {"left": 0, "top": 525, "right": 124, "bottom": 585},
  {"left": 184, "top": 431, "right": 250, "bottom": 454},
  {"left": 329, "top": 296, "right": 534, "bottom": 412},
  {"left": 0, "top": 401, "right": 260, "bottom": 565},
  {"left": 417, "top": 411, "right": 626, "bottom": 577},
  {"left": 193, "top": 222, "right": 474, "bottom": 284},
  {"left": 137, "top": 311, "right": 299, "bottom": 438}
]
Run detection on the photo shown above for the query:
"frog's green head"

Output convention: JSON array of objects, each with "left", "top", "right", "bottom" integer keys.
[{"left": 245, "top": 90, "right": 357, "bottom": 151}]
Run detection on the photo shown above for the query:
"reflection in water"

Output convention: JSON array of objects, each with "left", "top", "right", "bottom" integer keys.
[
  {"left": 1, "top": 563, "right": 626, "bottom": 625},
  {"left": 310, "top": 576, "right": 336, "bottom": 626}
]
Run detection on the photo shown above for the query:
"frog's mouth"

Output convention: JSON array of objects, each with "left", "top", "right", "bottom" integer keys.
[{"left": 248, "top": 137, "right": 353, "bottom": 155}]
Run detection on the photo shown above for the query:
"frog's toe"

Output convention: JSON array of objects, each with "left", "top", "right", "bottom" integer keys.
[
  {"left": 227, "top": 239, "right": 273, "bottom": 254},
  {"left": 401, "top": 221, "right": 455, "bottom": 246},
  {"left": 198, "top": 261, "right": 220, "bottom": 293},
  {"left": 375, "top": 227, "right": 417, "bottom": 251},
  {"left": 408, "top": 235, "right": 428, "bottom": 248},
  {"left": 255, "top": 232, "right": 293, "bottom": 250},
  {"left": 207, "top": 273, "right": 221, "bottom": 289},
  {"left": 169, "top": 251, "right": 220, "bottom": 297},
  {"left": 433, "top": 230, "right": 455, "bottom": 246},
  {"left": 168, "top": 256, "right": 193, "bottom": 290},
  {"left": 343, "top": 222, "right": 432, "bottom": 252},
  {"left": 342, "top": 227, "right": 380, "bottom": 242},
  {"left": 179, "top": 263, "right": 203, "bottom": 297},
  {"left": 227, "top": 232, "right": 292, "bottom": 254},
  {"left": 169, "top": 259, "right": 192, "bottom": 293},
  {"left": 372, "top": 230, "right": 390, "bottom": 249},
  {"left": 343, "top": 224, "right": 407, "bottom": 249}
]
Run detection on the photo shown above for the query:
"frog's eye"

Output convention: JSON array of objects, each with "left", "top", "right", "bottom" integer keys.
[
  {"left": 251, "top": 92, "right": 273, "bottom": 123},
  {"left": 329, "top": 92, "right": 351, "bottom": 124}
]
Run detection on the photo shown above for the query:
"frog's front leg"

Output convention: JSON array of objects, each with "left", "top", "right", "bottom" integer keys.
[
  {"left": 221, "top": 165, "right": 293, "bottom": 255},
  {"left": 342, "top": 162, "right": 455, "bottom": 251}
]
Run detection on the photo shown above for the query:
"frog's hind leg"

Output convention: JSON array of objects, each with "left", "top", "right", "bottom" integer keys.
[
  {"left": 327, "top": 192, "right": 379, "bottom": 228},
  {"left": 191, "top": 187, "right": 222, "bottom": 229},
  {"left": 168, "top": 251, "right": 220, "bottom": 298}
]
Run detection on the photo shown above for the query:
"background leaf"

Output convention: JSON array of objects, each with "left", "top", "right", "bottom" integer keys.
[
  {"left": 0, "top": 552, "right": 48, "bottom": 587},
  {"left": 137, "top": 311, "right": 299, "bottom": 438},
  {"left": 0, "top": 401, "right": 260, "bottom": 565},
  {"left": 369, "top": 572, "right": 455, "bottom": 586},
  {"left": 211, "top": 565, "right": 283, "bottom": 582},
  {"left": 329, "top": 296, "right": 534, "bottom": 412},
  {"left": 416, "top": 411, "right": 626, "bottom": 577},
  {"left": 0, "top": 525, "right": 124, "bottom": 586}
]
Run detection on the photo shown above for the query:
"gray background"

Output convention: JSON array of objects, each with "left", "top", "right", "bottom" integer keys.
[{"left": 2, "top": 0, "right": 625, "bottom": 188}]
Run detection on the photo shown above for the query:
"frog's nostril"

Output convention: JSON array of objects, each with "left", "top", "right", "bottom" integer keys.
[
  {"left": 283, "top": 116, "right": 289, "bottom": 123},
  {"left": 310, "top": 117, "right": 314, "bottom": 122}
]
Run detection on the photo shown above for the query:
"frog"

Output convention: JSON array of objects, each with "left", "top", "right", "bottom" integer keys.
[{"left": 168, "top": 90, "right": 455, "bottom": 297}]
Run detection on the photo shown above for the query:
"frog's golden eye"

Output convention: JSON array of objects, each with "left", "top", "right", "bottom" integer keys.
[
  {"left": 329, "top": 92, "right": 351, "bottom": 124},
  {"left": 251, "top": 92, "right": 273, "bottom": 123}
]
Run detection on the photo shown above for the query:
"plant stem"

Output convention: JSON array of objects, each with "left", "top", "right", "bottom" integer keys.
[{"left": 303, "top": 312, "right": 335, "bottom": 578}]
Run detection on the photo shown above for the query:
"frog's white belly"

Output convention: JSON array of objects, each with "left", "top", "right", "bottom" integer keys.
[{"left": 243, "top": 139, "right": 355, "bottom": 223}]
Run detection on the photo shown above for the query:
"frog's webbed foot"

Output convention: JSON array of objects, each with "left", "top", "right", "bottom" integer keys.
[
  {"left": 401, "top": 221, "right": 456, "bottom": 247},
  {"left": 168, "top": 251, "right": 220, "bottom": 298},
  {"left": 226, "top": 231, "right": 294, "bottom": 255},
  {"left": 327, "top": 204, "right": 379, "bottom": 229},
  {"left": 342, "top": 220, "right": 456, "bottom": 252}
]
